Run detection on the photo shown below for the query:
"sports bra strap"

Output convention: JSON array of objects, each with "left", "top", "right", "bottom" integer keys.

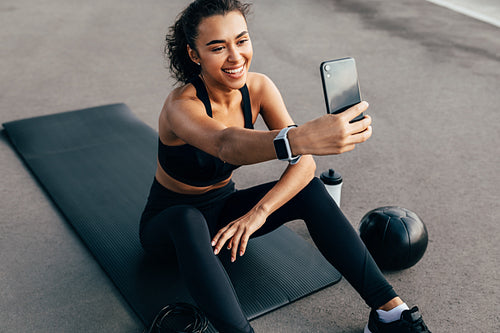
[
  {"left": 189, "top": 76, "right": 253, "bottom": 129},
  {"left": 190, "top": 76, "right": 213, "bottom": 117},
  {"left": 240, "top": 84, "right": 253, "bottom": 129}
]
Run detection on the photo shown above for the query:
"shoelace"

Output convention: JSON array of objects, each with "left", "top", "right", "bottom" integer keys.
[{"left": 399, "top": 316, "right": 431, "bottom": 332}]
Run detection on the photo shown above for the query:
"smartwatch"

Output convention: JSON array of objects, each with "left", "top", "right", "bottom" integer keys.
[{"left": 273, "top": 125, "right": 302, "bottom": 164}]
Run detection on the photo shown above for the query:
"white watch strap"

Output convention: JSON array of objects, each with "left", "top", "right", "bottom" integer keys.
[{"left": 276, "top": 125, "right": 301, "bottom": 164}]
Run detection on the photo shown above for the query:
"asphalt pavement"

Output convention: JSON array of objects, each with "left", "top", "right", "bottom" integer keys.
[{"left": 1, "top": 0, "right": 499, "bottom": 332}]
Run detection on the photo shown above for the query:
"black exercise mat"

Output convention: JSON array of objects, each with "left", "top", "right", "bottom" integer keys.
[{"left": 3, "top": 104, "right": 341, "bottom": 331}]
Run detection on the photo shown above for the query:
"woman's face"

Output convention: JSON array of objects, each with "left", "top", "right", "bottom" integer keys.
[{"left": 190, "top": 11, "right": 253, "bottom": 90}]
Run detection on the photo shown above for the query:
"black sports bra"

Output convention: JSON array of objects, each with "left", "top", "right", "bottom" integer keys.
[{"left": 158, "top": 76, "right": 254, "bottom": 187}]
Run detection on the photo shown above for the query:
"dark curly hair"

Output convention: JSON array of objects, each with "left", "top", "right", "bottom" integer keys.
[{"left": 165, "top": 0, "right": 252, "bottom": 84}]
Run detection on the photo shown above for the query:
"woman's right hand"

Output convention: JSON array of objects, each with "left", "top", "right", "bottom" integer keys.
[{"left": 289, "top": 101, "right": 372, "bottom": 156}]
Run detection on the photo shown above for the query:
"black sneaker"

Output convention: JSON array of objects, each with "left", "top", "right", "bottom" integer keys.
[{"left": 364, "top": 306, "right": 431, "bottom": 333}]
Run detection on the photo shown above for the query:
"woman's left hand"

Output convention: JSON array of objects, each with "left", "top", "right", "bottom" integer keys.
[{"left": 211, "top": 208, "right": 268, "bottom": 262}]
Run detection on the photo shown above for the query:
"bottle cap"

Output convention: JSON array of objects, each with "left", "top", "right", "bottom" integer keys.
[{"left": 320, "top": 169, "right": 342, "bottom": 185}]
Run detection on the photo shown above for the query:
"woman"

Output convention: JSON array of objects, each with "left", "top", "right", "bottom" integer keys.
[{"left": 139, "top": 0, "right": 431, "bottom": 332}]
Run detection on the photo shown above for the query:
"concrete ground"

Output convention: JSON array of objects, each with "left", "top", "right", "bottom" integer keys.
[
  {"left": 426, "top": 0, "right": 500, "bottom": 27},
  {"left": 1, "top": 0, "right": 499, "bottom": 332}
]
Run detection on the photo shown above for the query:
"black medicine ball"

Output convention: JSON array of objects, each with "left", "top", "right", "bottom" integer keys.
[{"left": 359, "top": 206, "right": 428, "bottom": 270}]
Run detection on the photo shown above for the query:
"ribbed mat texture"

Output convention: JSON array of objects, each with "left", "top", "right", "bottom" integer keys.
[{"left": 3, "top": 104, "right": 341, "bottom": 331}]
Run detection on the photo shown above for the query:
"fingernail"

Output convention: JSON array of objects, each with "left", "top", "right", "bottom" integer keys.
[
  {"left": 211, "top": 241, "right": 215, "bottom": 246},
  {"left": 214, "top": 248, "right": 219, "bottom": 255},
  {"left": 240, "top": 251, "right": 244, "bottom": 256},
  {"left": 231, "top": 257, "right": 235, "bottom": 262}
]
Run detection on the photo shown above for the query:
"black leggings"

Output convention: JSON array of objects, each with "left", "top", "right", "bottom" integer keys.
[{"left": 139, "top": 177, "right": 397, "bottom": 333}]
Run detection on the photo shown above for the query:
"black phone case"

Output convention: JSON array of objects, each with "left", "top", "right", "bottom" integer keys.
[{"left": 320, "top": 57, "right": 363, "bottom": 123}]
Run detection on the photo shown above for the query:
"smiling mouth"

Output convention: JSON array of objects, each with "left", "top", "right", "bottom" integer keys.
[{"left": 222, "top": 65, "right": 244, "bottom": 74}]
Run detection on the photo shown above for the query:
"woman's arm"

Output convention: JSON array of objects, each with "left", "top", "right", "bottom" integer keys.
[
  {"left": 212, "top": 74, "right": 358, "bottom": 262},
  {"left": 218, "top": 71, "right": 372, "bottom": 163},
  {"left": 216, "top": 103, "right": 371, "bottom": 165},
  {"left": 164, "top": 74, "right": 372, "bottom": 166},
  {"left": 211, "top": 154, "right": 316, "bottom": 262}
]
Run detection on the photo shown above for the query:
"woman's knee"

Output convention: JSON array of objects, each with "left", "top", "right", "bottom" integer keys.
[
  {"left": 162, "top": 205, "right": 208, "bottom": 237},
  {"left": 288, "top": 177, "right": 344, "bottom": 225},
  {"left": 140, "top": 205, "right": 208, "bottom": 247},
  {"left": 306, "top": 177, "right": 326, "bottom": 191},
  {"left": 296, "top": 177, "right": 333, "bottom": 204}
]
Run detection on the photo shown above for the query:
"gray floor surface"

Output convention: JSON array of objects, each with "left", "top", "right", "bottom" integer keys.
[{"left": 1, "top": 0, "right": 499, "bottom": 332}]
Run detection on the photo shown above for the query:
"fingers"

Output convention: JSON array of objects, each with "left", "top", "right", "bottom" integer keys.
[
  {"left": 342, "top": 103, "right": 372, "bottom": 145},
  {"left": 341, "top": 101, "right": 369, "bottom": 123},
  {"left": 302, "top": 101, "right": 371, "bottom": 156},
  {"left": 212, "top": 225, "right": 232, "bottom": 255},
  {"left": 229, "top": 230, "right": 251, "bottom": 262},
  {"left": 230, "top": 230, "right": 244, "bottom": 262},
  {"left": 348, "top": 125, "right": 373, "bottom": 145},
  {"left": 212, "top": 224, "right": 252, "bottom": 262},
  {"left": 211, "top": 224, "right": 243, "bottom": 262},
  {"left": 238, "top": 232, "right": 250, "bottom": 258},
  {"left": 333, "top": 120, "right": 372, "bottom": 154},
  {"left": 350, "top": 114, "right": 372, "bottom": 134},
  {"left": 332, "top": 101, "right": 371, "bottom": 137}
]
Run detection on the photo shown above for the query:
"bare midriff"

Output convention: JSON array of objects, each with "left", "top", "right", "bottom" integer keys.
[{"left": 154, "top": 160, "right": 232, "bottom": 195}]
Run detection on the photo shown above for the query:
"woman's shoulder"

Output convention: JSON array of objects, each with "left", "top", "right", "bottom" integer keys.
[
  {"left": 166, "top": 81, "right": 197, "bottom": 102},
  {"left": 160, "top": 81, "right": 205, "bottom": 124},
  {"left": 246, "top": 72, "right": 280, "bottom": 103},
  {"left": 159, "top": 81, "right": 206, "bottom": 142},
  {"left": 163, "top": 82, "right": 202, "bottom": 111},
  {"left": 246, "top": 72, "right": 274, "bottom": 90}
]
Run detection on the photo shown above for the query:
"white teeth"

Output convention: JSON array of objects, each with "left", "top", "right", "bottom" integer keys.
[{"left": 223, "top": 66, "right": 244, "bottom": 74}]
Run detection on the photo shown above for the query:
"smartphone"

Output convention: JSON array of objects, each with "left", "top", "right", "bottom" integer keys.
[{"left": 320, "top": 57, "right": 363, "bottom": 123}]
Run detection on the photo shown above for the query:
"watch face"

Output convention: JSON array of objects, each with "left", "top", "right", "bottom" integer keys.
[{"left": 273, "top": 139, "right": 289, "bottom": 160}]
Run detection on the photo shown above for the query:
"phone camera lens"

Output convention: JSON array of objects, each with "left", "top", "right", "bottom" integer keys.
[{"left": 324, "top": 65, "right": 331, "bottom": 72}]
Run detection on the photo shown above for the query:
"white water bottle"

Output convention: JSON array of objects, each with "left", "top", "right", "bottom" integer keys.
[{"left": 320, "top": 169, "right": 343, "bottom": 206}]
